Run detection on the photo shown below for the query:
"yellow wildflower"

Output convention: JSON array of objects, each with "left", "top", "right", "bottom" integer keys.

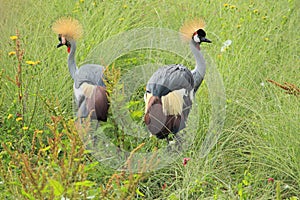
[
  {"left": 262, "top": 16, "right": 267, "bottom": 20},
  {"left": 10, "top": 36, "right": 18, "bottom": 40},
  {"left": 79, "top": 0, "right": 84, "bottom": 3},
  {"left": 236, "top": 24, "right": 241, "bottom": 28},
  {"left": 22, "top": 126, "right": 29, "bottom": 131},
  {"left": 223, "top": 3, "right": 229, "bottom": 7},
  {"left": 253, "top": 9, "right": 259, "bottom": 14},
  {"left": 230, "top": 5, "right": 237, "bottom": 9},
  {"left": 26, "top": 60, "right": 36, "bottom": 65},
  {"left": 8, "top": 51, "right": 16, "bottom": 56},
  {"left": 264, "top": 37, "right": 269, "bottom": 41},
  {"left": 119, "top": 18, "right": 125, "bottom": 21},
  {"left": 6, "top": 142, "right": 12, "bottom": 147},
  {"left": 123, "top": 4, "right": 128, "bottom": 8},
  {"left": 7, "top": 114, "right": 13, "bottom": 119},
  {"left": 34, "top": 130, "right": 44, "bottom": 134},
  {"left": 16, "top": 117, "right": 23, "bottom": 122}
]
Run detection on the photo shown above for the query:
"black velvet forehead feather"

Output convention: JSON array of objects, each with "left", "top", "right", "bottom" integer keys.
[{"left": 196, "top": 29, "right": 206, "bottom": 37}]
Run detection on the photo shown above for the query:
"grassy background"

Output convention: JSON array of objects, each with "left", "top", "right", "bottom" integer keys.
[{"left": 0, "top": 0, "right": 299, "bottom": 199}]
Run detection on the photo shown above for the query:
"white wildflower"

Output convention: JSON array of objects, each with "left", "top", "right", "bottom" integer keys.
[{"left": 221, "top": 40, "right": 232, "bottom": 52}]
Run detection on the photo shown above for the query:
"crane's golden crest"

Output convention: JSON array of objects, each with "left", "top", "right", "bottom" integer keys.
[
  {"left": 52, "top": 17, "right": 83, "bottom": 40},
  {"left": 180, "top": 18, "right": 206, "bottom": 42}
]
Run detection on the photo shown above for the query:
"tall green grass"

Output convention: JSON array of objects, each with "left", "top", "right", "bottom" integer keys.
[{"left": 0, "top": 0, "right": 299, "bottom": 199}]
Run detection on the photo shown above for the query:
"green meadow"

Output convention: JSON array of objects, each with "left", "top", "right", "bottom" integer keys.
[{"left": 0, "top": 0, "right": 299, "bottom": 199}]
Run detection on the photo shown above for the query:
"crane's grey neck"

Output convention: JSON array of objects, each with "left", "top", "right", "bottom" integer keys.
[
  {"left": 68, "top": 40, "right": 78, "bottom": 80},
  {"left": 190, "top": 40, "right": 206, "bottom": 92}
]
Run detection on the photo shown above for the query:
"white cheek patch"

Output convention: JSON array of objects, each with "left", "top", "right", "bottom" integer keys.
[
  {"left": 61, "top": 36, "right": 66, "bottom": 45},
  {"left": 193, "top": 35, "right": 200, "bottom": 43}
]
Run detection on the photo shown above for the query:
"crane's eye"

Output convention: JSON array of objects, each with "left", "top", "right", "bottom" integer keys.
[{"left": 58, "top": 34, "right": 62, "bottom": 42}]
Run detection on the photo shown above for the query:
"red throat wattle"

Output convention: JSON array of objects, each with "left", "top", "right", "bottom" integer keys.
[{"left": 67, "top": 47, "right": 71, "bottom": 53}]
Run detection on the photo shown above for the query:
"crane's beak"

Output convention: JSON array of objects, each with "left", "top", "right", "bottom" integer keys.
[
  {"left": 57, "top": 42, "right": 64, "bottom": 48},
  {"left": 57, "top": 35, "right": 66, "bottom": 48},
  {"left": 200, "top": 37, "right": 212, "bottom": 43}
]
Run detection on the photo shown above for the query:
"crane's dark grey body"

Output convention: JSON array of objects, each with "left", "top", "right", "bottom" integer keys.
[
  {"left": 73, "top": 64, "right": 106, "bottom": 120},
  {"left": 144, "top": 38, "right": 210, "bottom": 140},
  {"left": 145, "top": 64, "right": 195, "bottom": 139}
]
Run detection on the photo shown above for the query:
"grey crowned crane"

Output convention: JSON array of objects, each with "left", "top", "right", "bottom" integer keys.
[
  {"left": 52, "top": 17, "right": 109, "bottom": 129},
  {"left": 144, "top": 19, "right": 211, "bottom": 142}
]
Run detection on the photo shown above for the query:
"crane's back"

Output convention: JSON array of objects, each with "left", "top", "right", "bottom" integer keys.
[
  {"left": 146, "top": 64, "right": 194, "bottom": 97},
  {"left": 74, "top": 64, "right": 106, "bottom": 88}
]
